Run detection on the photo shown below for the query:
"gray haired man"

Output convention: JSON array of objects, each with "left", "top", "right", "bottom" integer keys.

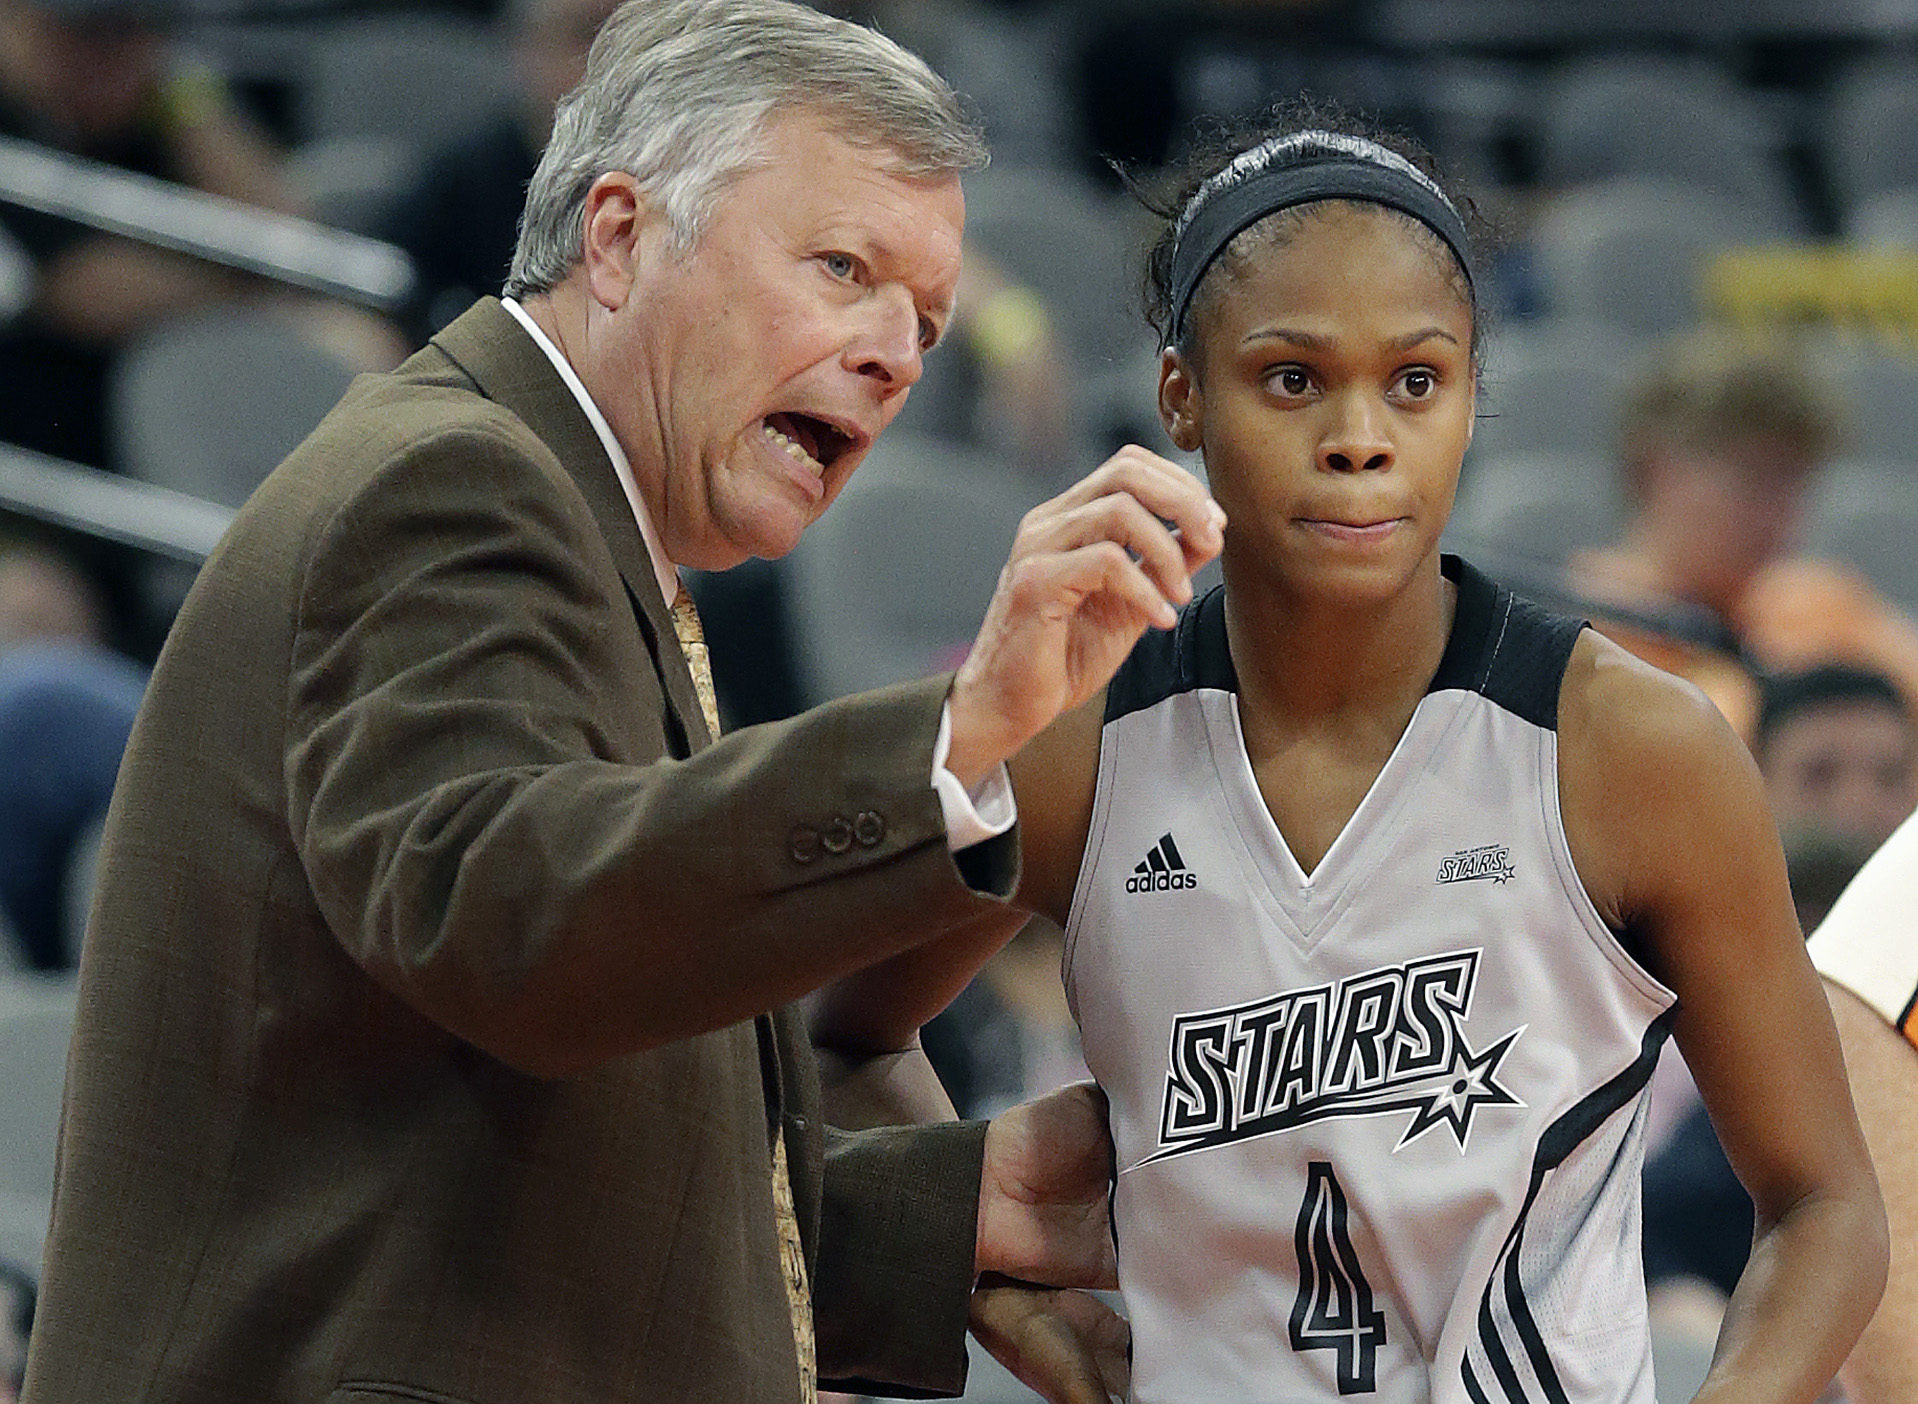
[{"left": 23, "top": 2, "right": 1218, "bottom": 1402}]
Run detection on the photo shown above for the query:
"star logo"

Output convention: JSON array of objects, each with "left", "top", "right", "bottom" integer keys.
[
  {"left": 1398, "top": 1026, "right": 1526, "bottom": 1150},
  {"left": 1148, "top": 951, "right": 1530, "bottom": 1167}
]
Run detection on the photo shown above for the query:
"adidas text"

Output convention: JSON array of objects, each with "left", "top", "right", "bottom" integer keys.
[{"left": 1127, "top": 870, "right": 1198, "bottom": 893}]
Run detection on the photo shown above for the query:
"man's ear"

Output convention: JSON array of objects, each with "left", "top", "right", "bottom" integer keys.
[
  {"left": 580, "top": 171, "right": 664, "bottom": 312},
  {"left": 1160, "top": 348, "right": 1203, "bottom": 453}
]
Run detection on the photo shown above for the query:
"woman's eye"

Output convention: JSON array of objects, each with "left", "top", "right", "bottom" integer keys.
[
  {"left": 1399, "top": 369, "right": 1436, "bottom": 398},
  {"left": 1272, "top": 366, "right": 1312, "bottom": 396},
  {"left": 823, "top": 252, "right": 858, "bottom": 279}
]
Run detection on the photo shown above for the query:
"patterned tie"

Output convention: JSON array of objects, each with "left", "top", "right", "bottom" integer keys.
[{"left": 669, "top": 584, "right": 816, "bottom": 1403}]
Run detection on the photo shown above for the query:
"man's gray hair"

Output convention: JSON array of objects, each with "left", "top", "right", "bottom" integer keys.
[{"left": 505, "top": 0, "right": 987, "bottom": 298}]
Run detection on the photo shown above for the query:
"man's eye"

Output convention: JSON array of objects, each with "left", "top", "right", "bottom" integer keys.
[
  {"left": 919, "top": 316, "right": 939, "bottom": 350},
  {"left": 823, "top": 252, "right": 858, "bottom": 279}
]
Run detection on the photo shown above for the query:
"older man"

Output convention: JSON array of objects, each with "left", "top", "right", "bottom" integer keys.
[{"left": 20, "top": 3, "right": 1222, "bottom": 1401}]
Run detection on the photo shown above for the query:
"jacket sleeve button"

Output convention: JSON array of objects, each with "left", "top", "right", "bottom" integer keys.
[
  {"left": 822, "top": 816, "right": 854, "bottom": 855},
  {"left": 789, "top": 825, "right": 821, "bottom": 864},
  {"left": 853, "top": 810, "right": 885, "bottom": 847}
]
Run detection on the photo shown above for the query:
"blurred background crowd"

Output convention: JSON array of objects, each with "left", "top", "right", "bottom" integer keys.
[{"left": 5, "top": 0, "right": 1918, "bottom": 1399}]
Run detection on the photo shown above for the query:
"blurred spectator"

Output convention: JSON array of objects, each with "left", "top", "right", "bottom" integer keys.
[
  {"left": 1641, "top": 668, "right": 1903, "bottom": 1364},
  {"left": 0, "top": 0, "right": 400, "bottom": 469},
  {"left": 901, "top": 243, "right": 1078, "bottom": 487},
  {"left": 0, "top": 540, "right": 143, "bottom": 969},
  {"left": 379, "top": 0, "right": 622, "bottom": 337},
  {"left": 1063, "top": 0, "right": 1389, "bottom": 184},
  {"left": 0, "top": 0, "right": 287, "bottom": 466},
  {"left": 0, "top": 1256, "right": 31, "bottom": 1404},
  {"left": 1756, "top": 664, "right": 1918, "bottom": 851},
  {"left": 1572, "top": 330, "right": 1918, "bottom": 742},
  {"left": 0, "top": 541, "right": 100, "bottom": 645}
]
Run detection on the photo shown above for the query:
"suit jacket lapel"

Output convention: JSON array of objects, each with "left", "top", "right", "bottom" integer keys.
[{"left": 431, "top": 298, "right": 713, "bottom": 751}]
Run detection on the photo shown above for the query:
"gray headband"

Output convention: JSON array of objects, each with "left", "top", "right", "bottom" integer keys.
[{"left": 1167, "top": 138, "right": 1476, "bottom": 344}]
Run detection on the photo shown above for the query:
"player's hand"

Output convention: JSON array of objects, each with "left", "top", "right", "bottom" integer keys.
[
  {"left": 975, "top": 1082, "right": 1117, "bottom": 1289},
  {"left": 945, "top": 447, "right": 1224, "bottom": 787},
  {"left": 970, "top": 1280, "right": 1130, "bottom": 1404}
]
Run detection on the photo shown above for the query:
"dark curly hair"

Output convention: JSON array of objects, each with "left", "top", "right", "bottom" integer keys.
[{"left": 1121, "top": 98, "right": 1493, "bottom": 365}]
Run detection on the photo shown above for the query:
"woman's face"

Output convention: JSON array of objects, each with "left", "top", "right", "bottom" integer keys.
[{"left": 1159, "top": 201, "right": 1476, "bottom": 607}]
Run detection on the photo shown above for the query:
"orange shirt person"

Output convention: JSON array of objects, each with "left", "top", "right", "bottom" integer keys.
[{"left": 1572, "top": 332, "right": 1918, "bottom": 743}]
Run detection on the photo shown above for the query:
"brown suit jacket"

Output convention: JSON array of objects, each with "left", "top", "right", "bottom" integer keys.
[{"left": 23, "top": 299, "right": 1015, "bottom": 1403}]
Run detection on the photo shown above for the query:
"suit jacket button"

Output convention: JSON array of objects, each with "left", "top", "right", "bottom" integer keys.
[
  {"left": 789, "top": 825, "right": 821, "bottom": 864},
  {"left": 822, "top": 816, "right": 854, "bottom": 855},
  {"left": 853, "top": 811, "right": 885, "bottom": 847}
]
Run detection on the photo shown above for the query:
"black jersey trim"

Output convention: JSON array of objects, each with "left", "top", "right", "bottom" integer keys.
[
  {"left": 1476, "top": 1287, "right": 1533, "bottom": 1403},
  {"left": 1462, "top": 1359, "right": 1496, "bottom": 1404},
  {"left": 1105, "top": 581, "right": 1236, "bottom": 724},
  {"left": 1430, "top": 556, "right": 1589, "bottom": 734},
  {"left": 1102, "top": 558, "right": 1584, "bottom": 731},
  {"left": 1468, "top": 1008, "right": 1676, "bottom": 1404}
]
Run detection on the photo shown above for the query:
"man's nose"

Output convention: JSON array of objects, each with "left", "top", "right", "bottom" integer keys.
[
  {"left": 846, "top": 286, "right": 924, "bottom": 395},
  {"left": 1317, "top": 391, "right": 1393, "bottom": 473}
]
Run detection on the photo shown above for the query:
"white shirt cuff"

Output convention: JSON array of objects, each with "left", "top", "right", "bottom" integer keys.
[{"left": 932, "top": 701, "right": 1016, "bottom": 851}]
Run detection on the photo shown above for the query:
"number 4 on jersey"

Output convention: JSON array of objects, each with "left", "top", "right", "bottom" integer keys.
[{"left": 1290, "top": 1161, "right": 1387, "bottom": 1393}]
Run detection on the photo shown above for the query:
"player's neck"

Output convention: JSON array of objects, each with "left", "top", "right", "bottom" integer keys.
[{"left": 1224, "top": 558, "right": 1455, "bottom": 732}]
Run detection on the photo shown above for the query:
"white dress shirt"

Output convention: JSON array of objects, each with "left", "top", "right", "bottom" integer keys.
[{"left": 500, "top": 297, "right": 1015, "bottom": 850}]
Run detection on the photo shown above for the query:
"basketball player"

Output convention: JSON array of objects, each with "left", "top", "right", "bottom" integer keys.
[{"left": 819, "top": 114, "right": 1887, "bottom": 1402}]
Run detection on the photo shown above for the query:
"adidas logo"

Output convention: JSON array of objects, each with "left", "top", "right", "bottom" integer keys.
[{"left": 1126, "top": 832, "right": 1198, "bottom": 893}]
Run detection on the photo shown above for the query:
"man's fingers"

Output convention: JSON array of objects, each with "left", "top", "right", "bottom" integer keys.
[
  {"left": 970, "top": 1284, "right": 1129, "bottom": 1404},
  {"left": 1036, "top": 444, "right": 1225, "bottom": 566},
  {"left": 1005, "top": 541, "right": 1177, "bottom": 633},
  {"left": 1019, "top": 491, "right": 1200, "bottom": 613}
]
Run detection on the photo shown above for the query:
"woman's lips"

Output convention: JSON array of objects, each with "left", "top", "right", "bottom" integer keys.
[{"left": 1299, "top": 517, "right": 1405, "bottom": 544}]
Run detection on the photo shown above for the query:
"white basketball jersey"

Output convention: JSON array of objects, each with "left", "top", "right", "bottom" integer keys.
[{"left": 1065, "top": 557, "right": 1677, "bottom": 1404}]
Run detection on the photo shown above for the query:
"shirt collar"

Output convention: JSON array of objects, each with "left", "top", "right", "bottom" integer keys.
[{"left": 501, "top": 296, "right": 682, "bottom": 609}]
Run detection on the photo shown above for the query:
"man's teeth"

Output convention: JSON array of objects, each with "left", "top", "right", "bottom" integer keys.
[{"left": 763, "top": 421, "right": 823, "bottom": 472}]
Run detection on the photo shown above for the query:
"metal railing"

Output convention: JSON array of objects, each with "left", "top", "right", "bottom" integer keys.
[
  {"left": 0, "top": 135, "right": 415, "bottom": 313},
  {"left": 0, "top": 447, "right": 232, "bottom": 565}
]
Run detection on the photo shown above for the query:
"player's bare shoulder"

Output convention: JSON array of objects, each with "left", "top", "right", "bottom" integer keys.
[{"left": 1556, "top": 627, "right": 1764, "bottom": 933}]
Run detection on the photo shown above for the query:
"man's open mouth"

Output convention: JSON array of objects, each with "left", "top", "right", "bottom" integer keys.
[{"left": 763, "top": 412, "right": 855, "bottom": 473}]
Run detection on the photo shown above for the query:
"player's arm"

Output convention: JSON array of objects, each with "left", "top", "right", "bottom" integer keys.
[
  {"left": 1825, "top": 979, "right": 1918, "bottom": 1404},
  {"left": 1559, "top": 633, "right": 1888, "bottom": 1404},
  {"left": 809, "top": 693, "right": 1103, "bottom": 1056}
]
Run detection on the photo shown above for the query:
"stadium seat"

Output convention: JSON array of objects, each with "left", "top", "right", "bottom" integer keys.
[
  {"left": 959, "top": 167, "right": 1156, "bottom": 375},
  {"left": 295, "top": 15, "right": 514, "bottom": 153},
  {"left": 1531, "top": 178, "right": 1785, "bottom": 336},
  {"left": 1801, "top": 456, "right": 1918, "bottom": 617},
  {"left": 1444, "top": 449, "right": 1627, "bottom": 577},
  {"left": 1470, "top": 319, "right": 1642, "bottom": 460},
  {"left": 782, "top": 433, "right": 1041, "bottom": 702},
  {"left": 1847, "top": 185, "right": 1918, "bottom": 246},
  {"left": 1534, "top": 55, "right": 1802, "bottom": 232},
  {"left": 1824, "top": 351, "right": 1918, "bottom": 465},
  {"left": 0, "top": 975, "right": 77, "bottom": 1269},
  {"left": 1827, "top": 57, "right": 1918, "bottom": 218},
  {"left": 111, "top": 308, "right": 359, "bottom": 512}
]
